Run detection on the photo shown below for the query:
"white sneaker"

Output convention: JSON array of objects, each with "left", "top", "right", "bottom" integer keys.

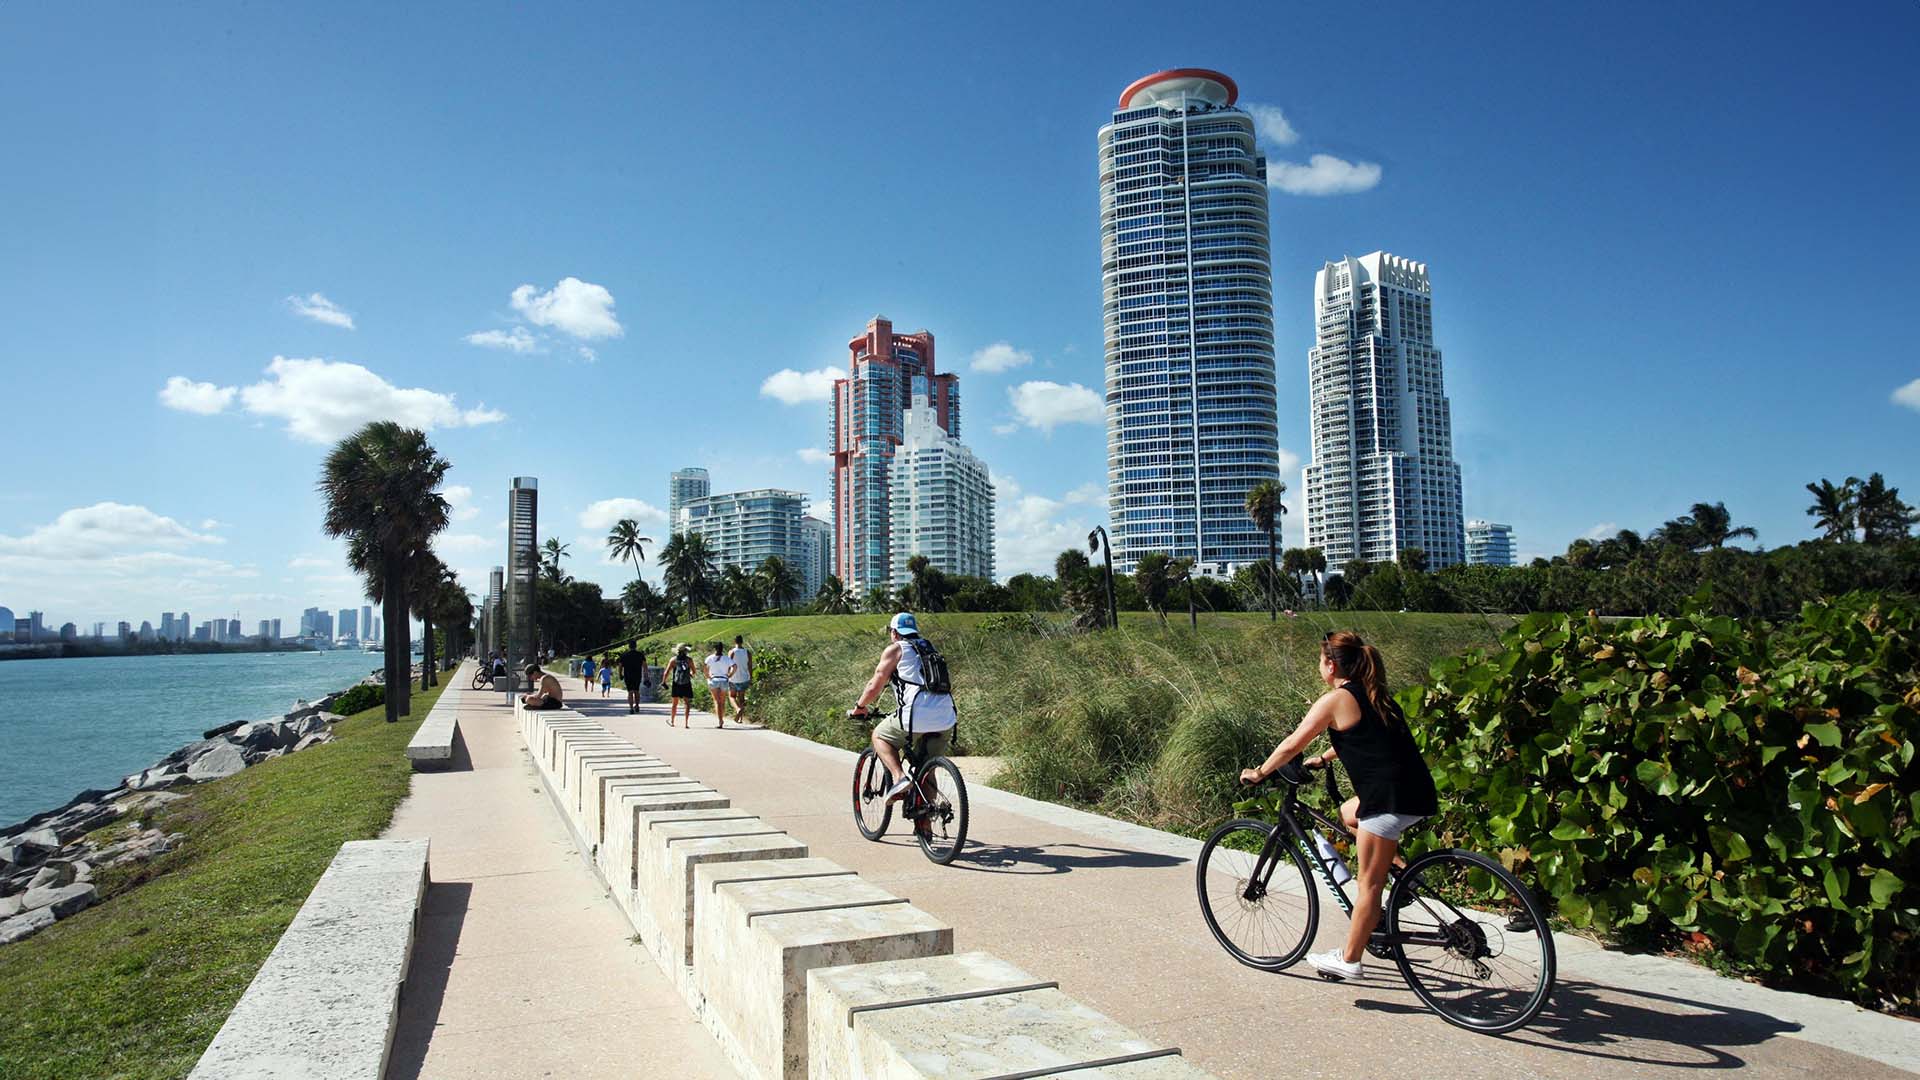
[
  {"left": 1307, "top": 949, "right": 1363, "bottom": 982},
  {"left": 884, "top": 777, "right": 914, "bottom": 801}
]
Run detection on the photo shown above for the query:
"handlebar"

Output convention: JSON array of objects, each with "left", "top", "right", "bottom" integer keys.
[{"left": 1250, "top": 757, "right": 1342, "bottom": 803}]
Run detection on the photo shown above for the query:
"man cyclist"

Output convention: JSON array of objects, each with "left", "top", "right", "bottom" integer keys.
[{"left": 847, "top": 612, "right": 956, "bottom": 808}]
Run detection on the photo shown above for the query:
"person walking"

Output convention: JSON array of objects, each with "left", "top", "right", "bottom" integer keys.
[
  {"left": 580, "top": 654, "right": 597, "bottom": 693},
  {"left": 728, "top": 634, "right": 753, "bottom": 725},
  {"left": 600, "top": 657, "right": 614, "bottom": 697},
  {"left": 619, "top": 639, "right": 649, "bottom": 715},
  {"left": 665, "top": 644, "right": 696, "bottom": 728},
  {"left": 704, "top": 641, "right": 736, "bottom": 728}
]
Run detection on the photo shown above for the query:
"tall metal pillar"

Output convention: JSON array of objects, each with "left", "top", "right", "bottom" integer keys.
[{"left": 505, "top": 477, "right": 538, "bottom": 692}]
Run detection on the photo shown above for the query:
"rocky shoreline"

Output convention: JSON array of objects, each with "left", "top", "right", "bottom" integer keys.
[{"left": 0, "top": 678, "right": 372, "bottom": 946}]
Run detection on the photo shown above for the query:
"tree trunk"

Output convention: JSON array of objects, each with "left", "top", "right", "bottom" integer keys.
[
  {"left": 1267, "top": 532, "right": 1278, "bottom": 621},
  {"left": 383, "top": 553, "right": 407, "bottom": 723},
  {"left": 421, "top": 613, "right": 434, "bottom": 691}
]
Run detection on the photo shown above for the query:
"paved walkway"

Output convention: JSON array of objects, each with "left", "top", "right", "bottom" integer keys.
[
  {"left": 568, "top": 694, "right": 1915, "bottom": 1080},
  {"left": 381, "top": 667, "right": 731, "bottom": 1079}
]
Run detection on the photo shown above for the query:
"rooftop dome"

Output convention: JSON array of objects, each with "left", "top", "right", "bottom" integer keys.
[{"left": 1118, "top": 69, "right": 1238, "bottom": 110}]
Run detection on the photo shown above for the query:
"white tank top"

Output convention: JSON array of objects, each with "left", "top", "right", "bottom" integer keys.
[{"left": 894, "top": 639, "right": 956, "bottom": 733}]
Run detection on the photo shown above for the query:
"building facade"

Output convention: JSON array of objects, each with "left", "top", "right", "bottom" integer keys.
[
  {"left": 798, "top": 516, "right": 833, "bottom": 602},
  {"left": 1465, "top": 520, "right": 1516, "bottom": 567},
  {"left": 337, "top": 608, "right": 358, "bottom": 642},
  {"left": 830, "top": 317, "right": 959, "bottom": 594},
  {"left": 668, "top": 468, "right": 710, "bottom": 531},
  {"left": 1304, "top": 252, "right": 1466, "bottom": 568},
  {"left": 677, "top": 488, "right": 810, "bottom": 606},
  {"left": 1100, "top": 69, "right": 1282, "bottom": 577},
  {"left": 887, "top": 394, "right": 995, "bottom": 589}
]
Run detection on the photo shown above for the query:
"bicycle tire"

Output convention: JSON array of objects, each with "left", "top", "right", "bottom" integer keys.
[
  {"left": 852, "top": 750, "right": 892, "bottom": 840},
  {"left": 1388, "top": 848, "right": 1556, "bottom": 1034},
  {"left": 470, "top": 670, "right": 490, "bottom": 690},
  {"left": 913, "top": 756, "right": 969, "bottom": 865},
  {"left": 1196, "top": 818, "right": 1319, "bottom": 971}
]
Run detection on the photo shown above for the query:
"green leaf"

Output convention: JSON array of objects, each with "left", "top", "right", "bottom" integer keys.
[
  {"left": 1556, "top": 893, "right": 1592, "bottom": 928},
  {"left": 1802, "top": 722, "right": 1842, "bottom": 748},
  {"left": 1709, "top": 826, "right": 1752, "bottom": 863},
  {"left": 1869, "top": 869, "right": 1903, "bottom": 906},
  {"left": 1549, "top": 819, "right": 1591, "bottom": 841}
]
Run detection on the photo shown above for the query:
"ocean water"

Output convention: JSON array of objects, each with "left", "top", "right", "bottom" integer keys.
[{"left": 0, "top": 650, "right": 389, "bottom": 827}]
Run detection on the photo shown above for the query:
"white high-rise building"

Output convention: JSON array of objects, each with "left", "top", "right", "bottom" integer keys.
[
  {"left": 338, "top": 607, "right": 358, "bottom": 642},
  {"left": 798, "top": 516, "right": 833, "bottom": 602},
  {"left": 669, "top": 468, "right": 710, "bottom": 531},
  {"left": 1304, "top": 252, "right": 1465, "bottom": 568},
  {"left": 1465, "top": 520, "right": 1516, "bottom": 567},
  {"left": 1100, "top": 69, "right": 1282, "bottom": 577},
  {"left": 887, "top": 394, "right": 995, "bottom": 589},
  {"left": 677, "top": 489, "right": 809, "bottom": 606}
]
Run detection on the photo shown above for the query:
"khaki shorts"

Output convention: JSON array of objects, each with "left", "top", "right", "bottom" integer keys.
[{"left": 873, "top": 715, "right": 953, "bottom": 759}]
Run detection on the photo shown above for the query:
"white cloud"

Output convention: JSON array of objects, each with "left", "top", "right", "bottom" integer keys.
[
  {"left": 159, "top": 376, "right": 236, "bottom": 415},
  {"left": 994, "top": 475, "right": 1101, "bottom": 578},
  {"left": 286, "top": 292, "right": 355, "bottom": 330},
  {"left": 465, "top": 326, "right": 540, "bottom": 353},
  {"left": 970, "top": 342, "right": 1033, "bottom": 374},
  {"left": 1242, "top": 103, "right": 1300, "bottom": 146},
  {"left": 1277, "top": 447, "right": 1302, "bottom": 476},
  {"left": 199, "top": 518, "right": 225, "bottom": 531},
  {"left": 760, "top": 366, "right": 841, "bottom": 405},
  {"left": 797, "top": 447, "right": 833, "bottom": 466},
  {"left": 1007, "top": 380, "right": 1103, "bottom": 432},
  {"left": 1063, "top": 482, "right": 1105, "bottom": 505},
  {"left": 288, "top": 555, "right": 333, "bottom": 570},
  {"left": 578, "top": 497, "right": 668, "bottom": 531},
  {"left": 442, "top": 484, "right": 479, "bottom": 521},
  {"left": 991, "top": 422, "right": 1018, "bottom": 436},
  {"left": 1582, "top": 522, "right": 1620, "bottom": 542},
  {"left": 0, "top": 503, "right": 224, "bottom": 560},
  {"left": 231, "top": 356, "right": 506, "bottom": 443},
  {"left": 509, "top": 277, "right": 623, "bottom": 340},
  {"left": 436, "top": 532, "right": 496, "bottom": 554},
  {"left": 1894, "top": 378, "right": 1920, "bottom": 412},
  {"left": 1268, "top": 154, "right": 1382, "bottom": 196},
  {"left": 578, "top": 346, "right": 598, "bottom": 363}
]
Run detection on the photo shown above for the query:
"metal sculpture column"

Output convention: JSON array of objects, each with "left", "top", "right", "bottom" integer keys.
[{"left": 504, "top": 478, "right": 538, "bottom": 694}]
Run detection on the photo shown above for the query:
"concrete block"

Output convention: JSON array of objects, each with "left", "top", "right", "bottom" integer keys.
[
  {"left": 601, "top": 793, "right": 735, "bottom": 895},
  {"left": 404, "top": 696, "right": 460, "bottom": 769},
  {"left": 698, "top": 877, "right": 951, "bottom": 1080},
  {"left": 805, "top": 951, "right": 1054, "bottom": 1079},
  {"left": 635, "top": 824, "right": 808, "bottom": 973},
  {"left": 586, "top": 767, "right": 687, "bottom": 844}
]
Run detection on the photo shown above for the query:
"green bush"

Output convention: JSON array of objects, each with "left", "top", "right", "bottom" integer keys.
[
  {"left": 330, "top": 683, "right": 383, "bottom": 715},
  {"left": 1407, "top": 592, "right": 1918, "bottom": 1009}
]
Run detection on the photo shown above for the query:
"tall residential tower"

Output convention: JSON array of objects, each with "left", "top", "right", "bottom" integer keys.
[
  {"left": 888, "top": 394, "right": 995, "bottom": 589},
  {"left": 1304, "top": 252, "right": 1465, "bottom": 567},
  {"left": 668, "top": 468, "right": 710, "bottom": 529},
  {"left": 1100, "top": 69, "right": 1282, "bottom": 576}
]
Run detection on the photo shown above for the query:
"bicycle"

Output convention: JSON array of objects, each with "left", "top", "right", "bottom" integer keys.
[
  {"left": 471, "top": 666, "right": 495, "bottom": 690},
  {"left": 849, "top": 706, "right": 969, "bottom": 865},
  {"left": 1195, "top": 759, "right": 1556, "bottom": 1034}
]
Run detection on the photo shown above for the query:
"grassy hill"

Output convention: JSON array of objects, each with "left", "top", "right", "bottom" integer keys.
[{"left": 590, "top": 610, "right": 1509, "bottom": 835}]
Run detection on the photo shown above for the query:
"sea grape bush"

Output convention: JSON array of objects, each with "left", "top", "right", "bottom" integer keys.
[
  {"left": 1405, "top": 592, "right": 1917, "bottom": 1008},
  {"left": 331, "top": 683, "right": 384, "bottom": 716}
]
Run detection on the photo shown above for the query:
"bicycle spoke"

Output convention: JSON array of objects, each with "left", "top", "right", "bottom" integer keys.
[
  {"left": 1391, "top": 851, "right": 1555, "bottom": 1033},
  {"left": 1196, "top": 821, "right": 1317, "bottom": 970}
]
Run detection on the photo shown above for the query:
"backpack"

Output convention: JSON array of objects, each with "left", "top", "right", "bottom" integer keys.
[{"left": 896, "top": 637, "right": 952, "bottom": 695}]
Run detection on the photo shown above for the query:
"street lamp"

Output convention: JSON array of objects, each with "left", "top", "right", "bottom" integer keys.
[{"left": 1087, "top": 527, "right": 1119, "bottom": 631}]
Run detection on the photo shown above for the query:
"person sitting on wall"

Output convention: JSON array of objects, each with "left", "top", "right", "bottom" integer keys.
[{"left": 521, "top": 664, "right": 565, "bottom": 710}]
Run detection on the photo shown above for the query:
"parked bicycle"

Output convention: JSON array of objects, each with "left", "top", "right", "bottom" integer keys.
[
  {"left": 470, "top": 666, "right": 494, "bottom": 690},
  {"left": 1196, "top": 758, "right": 1556, "bottom": 1034},
  {"left": 850, "top": 706, "right": 969, "bottom": 864}
]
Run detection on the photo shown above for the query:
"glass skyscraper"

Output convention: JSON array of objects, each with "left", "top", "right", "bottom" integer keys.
[{"left": 1100, "top": 69, "right": 1281, "bottom": 576}]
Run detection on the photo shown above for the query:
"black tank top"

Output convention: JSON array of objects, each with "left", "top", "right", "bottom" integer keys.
[{"left": 1326, "top": 682, "right": 1438, "bottom": 818}]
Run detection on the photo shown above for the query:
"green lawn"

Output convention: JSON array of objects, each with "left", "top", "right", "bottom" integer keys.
[{"left": 0, "top": 681, "right": 447, "bottom": 1080}]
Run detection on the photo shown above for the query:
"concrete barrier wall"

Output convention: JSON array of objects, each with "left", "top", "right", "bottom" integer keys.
[{"left": 509, "top": 698, "right": 1216, "bottom": 1080}]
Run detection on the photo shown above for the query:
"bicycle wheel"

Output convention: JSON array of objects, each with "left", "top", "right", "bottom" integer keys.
[
  {"left": 852, "top": 750, "right": 892, "bottom": 840},
  {"left": 1196, "top": 819, "right": 1319, "bottom": 971},
  {"left": 913, "top": 757, "right": 969, "bottom": 864},
  {"left": 1388, "top": 848, "right": 1556, "bottom": 1034},
  {"left": 470, "top": 670, "right": 489, "bottom": 690}
]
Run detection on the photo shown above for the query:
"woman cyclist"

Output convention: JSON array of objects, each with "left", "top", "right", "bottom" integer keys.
[{"left": 1239, "top": 630, "right": 1437, "bottom": 982}]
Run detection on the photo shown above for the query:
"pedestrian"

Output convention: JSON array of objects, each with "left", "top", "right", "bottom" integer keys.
[
  {"left": 581, "top": 654, "right": 597, "bottom": 692},
  {"left": 665, "top": 644, "right": 695, "bottom": 728},
  {"left": 728, "top": 634, "right": 753, "bottom": 725},
  {"left": 704, "top": 641, "right": 736, "bottom": 728},
  {"left": 619, "top": 639, "right": 648, "bottom": 715},
  {"left": 600, "top": 657, "right": 613, "bottom": 697}
]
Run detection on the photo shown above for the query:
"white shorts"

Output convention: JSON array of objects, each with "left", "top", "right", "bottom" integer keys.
[{"left": 1357, "top": 812, "right": 1425, "bottom": 841}]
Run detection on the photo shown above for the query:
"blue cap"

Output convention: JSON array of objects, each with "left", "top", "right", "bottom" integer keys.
[{"left": 889, "top": 611, "right": 919, "bottom": 636}]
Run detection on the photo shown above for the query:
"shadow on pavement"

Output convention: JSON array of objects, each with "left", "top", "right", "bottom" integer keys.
[
  {"left": 956, "top": 840, "right": 1188, "bottom": 875},
  {"left": 1353, "top": 979, "right": 1801, "bottom": 1069},
  {"left": 386, "top": 879, "right": 474, "bottom": 1080}
]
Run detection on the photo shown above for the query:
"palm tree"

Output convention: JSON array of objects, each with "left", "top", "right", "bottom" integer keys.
[
  {"left": 1281, "top": 547, "right": 1310, "bottom": 604},
  {"left": 1244, "top": 480, "right": 1285, "bottom": 620},
  {"left": 1805, "top": 478, "right": 1858, "bottom": 542},
  {"left": 718, "top": 564, "right": 757, "bottom": 614},
  {"left": 1172, "top": 556, "right": 1198, "bottom": 629},
  {"left": 657, "top": 532, "right": 716, "bottom": 620},
  {"left": 758, "top": 556, "right": 801, "bottom": 610},
  {"left": 319, "top": 422, "right": 450, "bottom": 722},
  {"left": 863, "top": 585, "right": 896, "bottom": 614},
  {"left": 1135, "top": 551, "right": 1174, "bottom": 626},
  {"left": 905, "top": 555, "right": 932, "bottom": 609},
  {"left": 1857, "top": 473, "right": 1919, "bottom": 544},
  {"left": 605, "top": 519, "right": 653, "bottom": 583},
  {"left": 410, "top": 551, "right": 450, "bottom": 690},
  {"left": 1304, "top": 547, "right": 1328, "bottom": 606},
  {"left": 540, "top": 537, "right": 572, "bottom": 583},
  {"left": 1397, "top": 546, "right": 1429, "bottom": 574},
  {"left": 814, "top": 575, "right": 855, "bottom": 615},
  {"left": 621, "top": 578, "right": 665, "bottom": 632},
  {"left": 1689, "top": 502, "right": 1758, "bottom": 548}
]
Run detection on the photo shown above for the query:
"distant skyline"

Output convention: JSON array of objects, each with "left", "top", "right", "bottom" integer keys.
[{"left": 2, "top": 4, "right": 1916, "bottom": 624}]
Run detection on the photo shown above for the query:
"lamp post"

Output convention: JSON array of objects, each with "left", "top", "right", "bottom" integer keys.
[{"left": 1087, "top": 527, "right": 1118, "bottom": 631}]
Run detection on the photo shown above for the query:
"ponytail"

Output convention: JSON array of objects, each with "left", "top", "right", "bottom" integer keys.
[{"left": 1323, "top": 632, "right": 1402, "bottom": 726}]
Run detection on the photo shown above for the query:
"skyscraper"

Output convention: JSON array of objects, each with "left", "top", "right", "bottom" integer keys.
[
  {"left": 338, "top": 607, "right": 357, "bottom": 642},
  {"left": 798, "top": 516, "right": 833, "bottom": 602},
  {"left": 1304, "top": 252, "right": 1466, "bottom": 568},
  {"left": 1465, "top": 521, "right": 1516, "bottom": 567},
  {"left": 1100, "top": 69, "right": 1282, "bottom": 576},
  {"left": 887, "top": 393, "right": 995, "bottom": 589},
  {"left": 668, "top": 468, "right": 710, "bottom": 531},
  {"left": 831, "top": 316, "right": 958, "bottom": 594},
  {"left": 678, "top": 489, "right": 809, "bottom": 604},
  {"left": 362, "top": 605, "right": 375, "bottom": 644},
  {"left": 505, "top": 477, "right": 538, "bottom": 675}
]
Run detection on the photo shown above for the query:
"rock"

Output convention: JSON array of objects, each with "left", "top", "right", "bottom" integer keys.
[
  {"left": 130, "top": 767, "right": 187, "bottom": 791},
  {"left": 160, "top": 738, "right": 224, "bottom": 767},
  {"left": 22, "top": 882, "right": 96, "bottom": 917},
  {"left": 52, "top": 803, "right": 118, "bottom": 843},
  {"left": 0, "top": 894, "right": 20, "bottom": 918},
  {"left": 291, "top": 732, "right": 334, "bottom": 753},
  {"left": 201, "top": 719, "right": 247, "bottom": 740},
  {"left": 19, "top": 828, "right": 58, "bottom": 851},
  {"left": 27, "top": 862, "right": 75, "bottom": 890},
  {"left": 186, "top": 743, "right": 247, "bottom": 782},
  {"left": 114, "top": 791, "right": 185, "bottom": 817},
  {"left": 0, "top": 907, "right": 55, "bottom": 945}
]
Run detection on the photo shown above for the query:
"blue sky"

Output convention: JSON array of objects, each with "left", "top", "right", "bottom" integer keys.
[{"left": 3, "top": 3, "right": 1917, "bottom": 630}]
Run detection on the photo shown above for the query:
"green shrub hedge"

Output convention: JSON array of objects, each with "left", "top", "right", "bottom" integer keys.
[
  {"left": 1407, "top": 592, "right": 1917, "bottom": 1009},
  {"left": 330, "top": 683, "right": 384, "bottom": 715}
]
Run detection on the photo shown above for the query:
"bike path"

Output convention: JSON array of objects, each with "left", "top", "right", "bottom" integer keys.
[{"left": 583, "top": 696, "right": 1915, "bottom": 1080}]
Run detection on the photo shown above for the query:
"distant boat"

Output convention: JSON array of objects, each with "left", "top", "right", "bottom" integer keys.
[{"left": 361, "top": 641, "right": 381, "bottom": 652}]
